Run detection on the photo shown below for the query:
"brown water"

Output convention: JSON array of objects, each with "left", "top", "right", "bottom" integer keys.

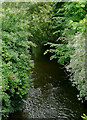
[{"left": 7, "top": 55, "right": 87, "bottom": 120}]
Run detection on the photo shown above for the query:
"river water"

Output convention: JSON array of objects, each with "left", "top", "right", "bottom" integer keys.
[{"left": 8, "top": 55, "right": 87, "bottom": 120}]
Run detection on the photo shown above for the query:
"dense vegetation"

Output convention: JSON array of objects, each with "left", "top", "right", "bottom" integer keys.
[
  {"left": 44, "top": 2, "right": 87, "bottom": 102},
  {"left": 2, "top": 3, "right": 34, "bottom": 118},
  {"left": 1, "top": 1, "right": 87, "bottom": 119},
  {"left": 1, "top": 2, "right": 53, "bottom": 118}
]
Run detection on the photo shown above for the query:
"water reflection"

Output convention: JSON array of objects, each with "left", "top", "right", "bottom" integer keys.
[{"left": 8, "top": 55, "right": 87, "bottom": 120}]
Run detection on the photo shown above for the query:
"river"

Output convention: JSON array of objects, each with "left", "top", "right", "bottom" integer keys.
[{"left": 8, "top": 54, "right": 87, "bottom": 120}]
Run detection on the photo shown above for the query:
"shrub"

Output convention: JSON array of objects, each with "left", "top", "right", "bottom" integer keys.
[
  {"left": 44, "top": 2, "right": 87, "bottom": 101},
  {"left": 2, "top": 2, "right": 34, "bottom": 117},
  {"left": 66, "top": 32, "right": 86, "bottom": 101}
]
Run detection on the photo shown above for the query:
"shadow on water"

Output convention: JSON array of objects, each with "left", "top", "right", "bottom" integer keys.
[{"left": 7, "top": 53, "right": 87, "bottom": 120}]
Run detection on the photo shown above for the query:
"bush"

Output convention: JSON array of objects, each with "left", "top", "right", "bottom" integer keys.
[
  {"left": 65, "top": 7, "right": 86, "bottom": 101},
  {"left": 2, "top": 3, "right": 34, "bottom": 117},
  {"left": 44, "top": 2, "right": 87, "bottom": 101},
  {"left": 66, "top": 32, "right": 86, "bottom": 101},
  {"left": 25, "top": 2, "right": 53, "bottom": 44}
]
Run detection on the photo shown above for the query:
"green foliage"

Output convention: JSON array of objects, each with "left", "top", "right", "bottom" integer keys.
[
  {"left": 81, "top": 114, "right": 87, "bottom": 120},
  {"left": 44, "top": 2, "right": 86, "bottom": 63},
  {"left": 2, "top": 2, "right": 34, "bottom": 117},
  {"left": 65, "top": 3, "right": 87, "bottom": 101},
  {"left": 44, "top": 2, "right": 87, "bottom": 101},
  {"left": 44, "top": 2, "right": 74, "bottom": 65},
  {"left": 1, "top": 2, "right": 54, "bottom": 118},
  {"left": 1, "top": 2, "right": 87, "bottom": 119},
  {"left": 66, "top": 32, "right": 86, "bottom": 101},
  {"left": 44, "top": 42, "right": 73, "bottom": 65},
  {"left": 25, "top": 2, "right": 53, "bottom": 44}
]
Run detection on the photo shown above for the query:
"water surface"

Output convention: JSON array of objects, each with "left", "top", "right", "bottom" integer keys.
[{"left": 8, "top": 55, "right": 87, "bottom": 120}]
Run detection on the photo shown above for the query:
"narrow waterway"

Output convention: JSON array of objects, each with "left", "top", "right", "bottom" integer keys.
[{"left": 8, "top": 55, "right": 87, "bottom": 120}]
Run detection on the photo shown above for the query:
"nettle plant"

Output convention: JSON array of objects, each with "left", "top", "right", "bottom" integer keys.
[{"left": 2, "top": 3, "right": 34, "bottom": 117}]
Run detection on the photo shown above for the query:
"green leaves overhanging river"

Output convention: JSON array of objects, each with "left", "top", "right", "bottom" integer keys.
[
  {"left": 1, "top": 2, "right": 87, "bottom": 120},
  {"left": 7, "top": 53, "right": 87, "bottom": 120}
]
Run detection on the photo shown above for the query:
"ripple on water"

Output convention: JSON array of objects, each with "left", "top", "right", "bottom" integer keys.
[
  {"left": 22, "top": 82, "right": 78, "bottom": 119},
  {"left": 7, "top": 56, "right": 87, "bottom": 120}
]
